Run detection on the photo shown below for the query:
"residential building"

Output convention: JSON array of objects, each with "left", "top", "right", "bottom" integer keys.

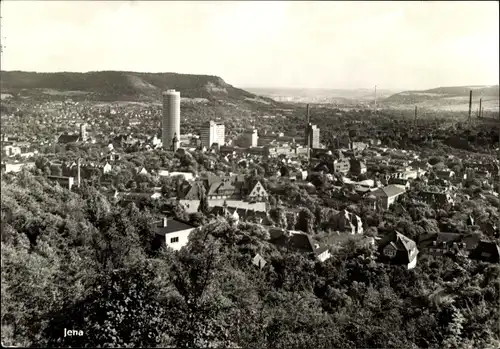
[
  {"left": 372, "top": 185, "right": 406, "bottom": 209},
  {"left": 258, "top": 135, "right": 276, "bottom": 146},
  {"left": 247, "top": 181, "right": 269, "bottom": 202},
  {"left": 153, "top": 217, "right": 196, "bottom": 251},
  {"left": 329, "top": 209, "right": 364, "bottom": 234},
  {"left": 201, "top": 120, "right": 225, "bottom": 149},
  {"left": 435, "top": 169, "right": 455, "bottom": 180},
  {"left": 2, "top": 144, "right": 21, "bottom": 157},
  {"left": 120, "top": 191, "right": 162, "bottom": 204},
  {"left": 57, "top": 134, "right": 80, "bottom": 144},
  {"left": 1, "top": 161, "right": 35, "bottom": 173},
  {"left": 47, "top": 175, "right": 75, "bottom": 190},
  {"left": 211, "top": 205, "right": 269, "bottom": 225},
  {"left": 469, "top": 241, "right": 500, "bottom": 263},
  {"left": 178, "top": 181, "right": 206, "bottom": 200},
  {"left": 378, "top": 231, "right": 419, "bottom": 269},
  {"left": 419, "top": 191, "right": 455, "bottom": 207},
  {"left": 388, "top": 177, "right": 411, "bottom": 190},
  {"left": 270, "top": 230, "right": 331, "bottom": 262},
  {"left": 418, "top": 232, "right": 479, "bottom": 258},
  {"left": 333, "top": 158, "right": 351, "bottom": 174},
  {"left": 350, "top": 159, "right": 367, "bottom": 175},
  {"left": 252, "top": 254, "right": 267, "bottom": 269},
  {"left": 102, "top": 162, "right": 112, "bottom": 174},
  {"left": 350, "top": 141, "right": 368, "bottom": 151},
  {"left": 135, "top": 166, "right": 149, "bottom": 175},
  {"left": 159, "top": 171, "right": 195, "bottom": 181}
]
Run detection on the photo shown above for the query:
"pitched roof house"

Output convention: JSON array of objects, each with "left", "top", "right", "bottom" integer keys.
[
  {"left": 330, "top": 209, "right": 364, "bottom": 235},
  {"left": 378, "top": 231, "right": 419, "bottom": 269},
  {"left": 418, "top": 232, "right": 479, "bottom": 258},
  {"left": 419, "top": 191, "right": 455, "bottom": 207},
  {"left": 178, "top": 181, "right": 206, "bottom": 201},
  {"left": 252, "top": 254, "right": 267, "bottom": 269},
  {"left": 247, "top": 181, "right": 268, "bottom": 202},
  {"left": 153, "top": 217, "right": 196, "bottom": 251},
  {"left": 270, "top": 230, "right": 331, "bottom": 262},
  {"left": 135, "top": 166, "right": 149, "bottom": 175},
  {"left": 47, "top": 175, "right": 75, "bottom": 190},
  {"left": 372, "top": 185, "right": 406, "bottom": 210},
  {"left": 469, "top": 241, "right": 500, "bottom": 263},
  {"left": 57, "top": 134, "right": 80, "bottom": 144}
]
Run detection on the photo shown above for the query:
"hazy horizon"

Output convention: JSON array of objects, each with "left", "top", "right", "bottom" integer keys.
[{"left": 1, "top": 1, "right": 499, "bottom": 90}]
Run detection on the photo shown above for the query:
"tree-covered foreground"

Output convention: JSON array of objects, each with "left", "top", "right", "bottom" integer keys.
[{"left": 1, "top": 170, "right": 499, "bottom": 348}]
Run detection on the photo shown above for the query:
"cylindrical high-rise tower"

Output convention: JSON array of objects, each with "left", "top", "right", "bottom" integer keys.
[{"left": 162, "top": 90, "right": 181, "bottom": 149}]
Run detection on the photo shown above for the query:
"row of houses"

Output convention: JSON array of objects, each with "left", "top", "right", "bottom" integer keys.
[
  {"left": 152, "top": 216, "right": 500, "bottom": 270},
  {"left": 178, "top": 174, "right": 270, "bottom": 202}
]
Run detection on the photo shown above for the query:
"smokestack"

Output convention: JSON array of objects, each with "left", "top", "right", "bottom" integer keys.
[
  {"left": 414, "top": 106, "right": 418, "bottom": 123},
  {"left": 163, "top": 217, "right": 168, "bottom": 227},
  {"left": 305, "top": 104, "right": 311, "bottom": 148},
  {"left": 77, "top": 158, "right": 81, "bottom": 188},
  {"left": 479, "top": 98, "right": 482, "bottom": 118},
  {"left": 468, "top": 90, "right": 472, "bottom": 122},
  {"left": 481, "top": 107, "right": 484, "bottom": 118}
]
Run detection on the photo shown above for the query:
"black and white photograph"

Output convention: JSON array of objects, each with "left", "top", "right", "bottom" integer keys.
[{"left": 1, "top": 1, "right": 499, "bottom": 348}]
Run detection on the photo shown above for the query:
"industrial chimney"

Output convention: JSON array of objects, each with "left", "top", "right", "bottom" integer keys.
[
  {"left": 468, "top": 90, "right": 472, "bottom": 122},
  {"left": 479, "top": 98, "right": 482, "bottom": 118},
  {"left": 77, "top": 158, "right": 81, "bottom": 188}
]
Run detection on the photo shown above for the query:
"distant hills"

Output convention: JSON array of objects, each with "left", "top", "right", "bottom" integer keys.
[
  {"left": 0, "top": 71, "right": 276, "bottom": 106},
  {"left": 383, "top": 85, "right": 500, "bottom": 111},
  {"left": 245, "top": 87, "right": 400, "bottom": 104}
]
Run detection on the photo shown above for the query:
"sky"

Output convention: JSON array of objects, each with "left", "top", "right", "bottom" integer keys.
[{"left": 1, "top": 1, "right": 499, "bottom": 90}]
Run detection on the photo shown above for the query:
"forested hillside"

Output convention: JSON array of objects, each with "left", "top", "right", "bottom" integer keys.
[
  {"left": 1, "top": 169, "right": 499, "bottom": 348},
  {"left": 0, "top": 71, "right": 277, "bottom": 104}
]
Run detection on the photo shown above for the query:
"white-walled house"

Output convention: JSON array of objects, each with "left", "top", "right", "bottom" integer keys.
[
  {"left": 315, "top": 245, "right": 332, "bottom": 262},
  {"left": 103, "top": 162, "right": 112, "bottom": 174},
  {"left": 153, "top": 218, "right": 196, "bottom": 251}
]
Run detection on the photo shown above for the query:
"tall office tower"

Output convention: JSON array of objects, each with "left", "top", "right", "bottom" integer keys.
[
  {"left": 201, "top": 120, "right": 225, "bottom": 148},
  {"left": 162, "top": 90, "right": 181, "bottom": 150},
  {"left": 306, "top": 124, "right": 320, "bottom": 149},
  {"left": 79, "top": 123, "right": 87, "bottom": 142}
]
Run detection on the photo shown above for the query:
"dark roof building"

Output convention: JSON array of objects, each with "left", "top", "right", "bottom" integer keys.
[
  {"left": 469, "top": 241, "right": 500, "bottom": 263},
  {"left": 378, "top": 231, "right": 419, "bottom": 269},
  {"left": 418, "top": 232, "right": 479, "bottom": 258},
  {"left": 270, "top": 230, "right": 331, "bottom": 261},
  {"left": 57, "top": 134, "right": 80, "bottom": 144}
]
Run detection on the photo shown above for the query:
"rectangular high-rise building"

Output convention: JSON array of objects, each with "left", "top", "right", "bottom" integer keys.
[
  {"left": 162, "top": 90, "right": 181, "bottom": 150},
  {"left": 201, "top": 120, "right": 225, "bottom": 149},
  {"left": 306, "top": 124, "right": 320, "bottom": 149},
  {"left": 79, "top": 123, "right": 87, "bottom": 142}
]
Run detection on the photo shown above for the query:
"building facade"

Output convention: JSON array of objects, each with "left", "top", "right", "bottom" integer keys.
[
  {"left": 306, "top": 124, "right": 320, "bottom": 149},
  {"left": 240, "top": 129, "right": 258, "bottom": 148},
  {"left": 201, "top": 120, "right": 225, "bottom": 149},
  {"left": 162, "top": 90, "right": 181, "bottom": 150},
  {"left": 79, "top": 123, "right": 88, "bottom": 142}
]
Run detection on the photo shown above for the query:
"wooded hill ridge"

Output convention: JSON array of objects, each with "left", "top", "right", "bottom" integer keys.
[{"left": 0, "top": 70, "right": 277, "bottom": 104}]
